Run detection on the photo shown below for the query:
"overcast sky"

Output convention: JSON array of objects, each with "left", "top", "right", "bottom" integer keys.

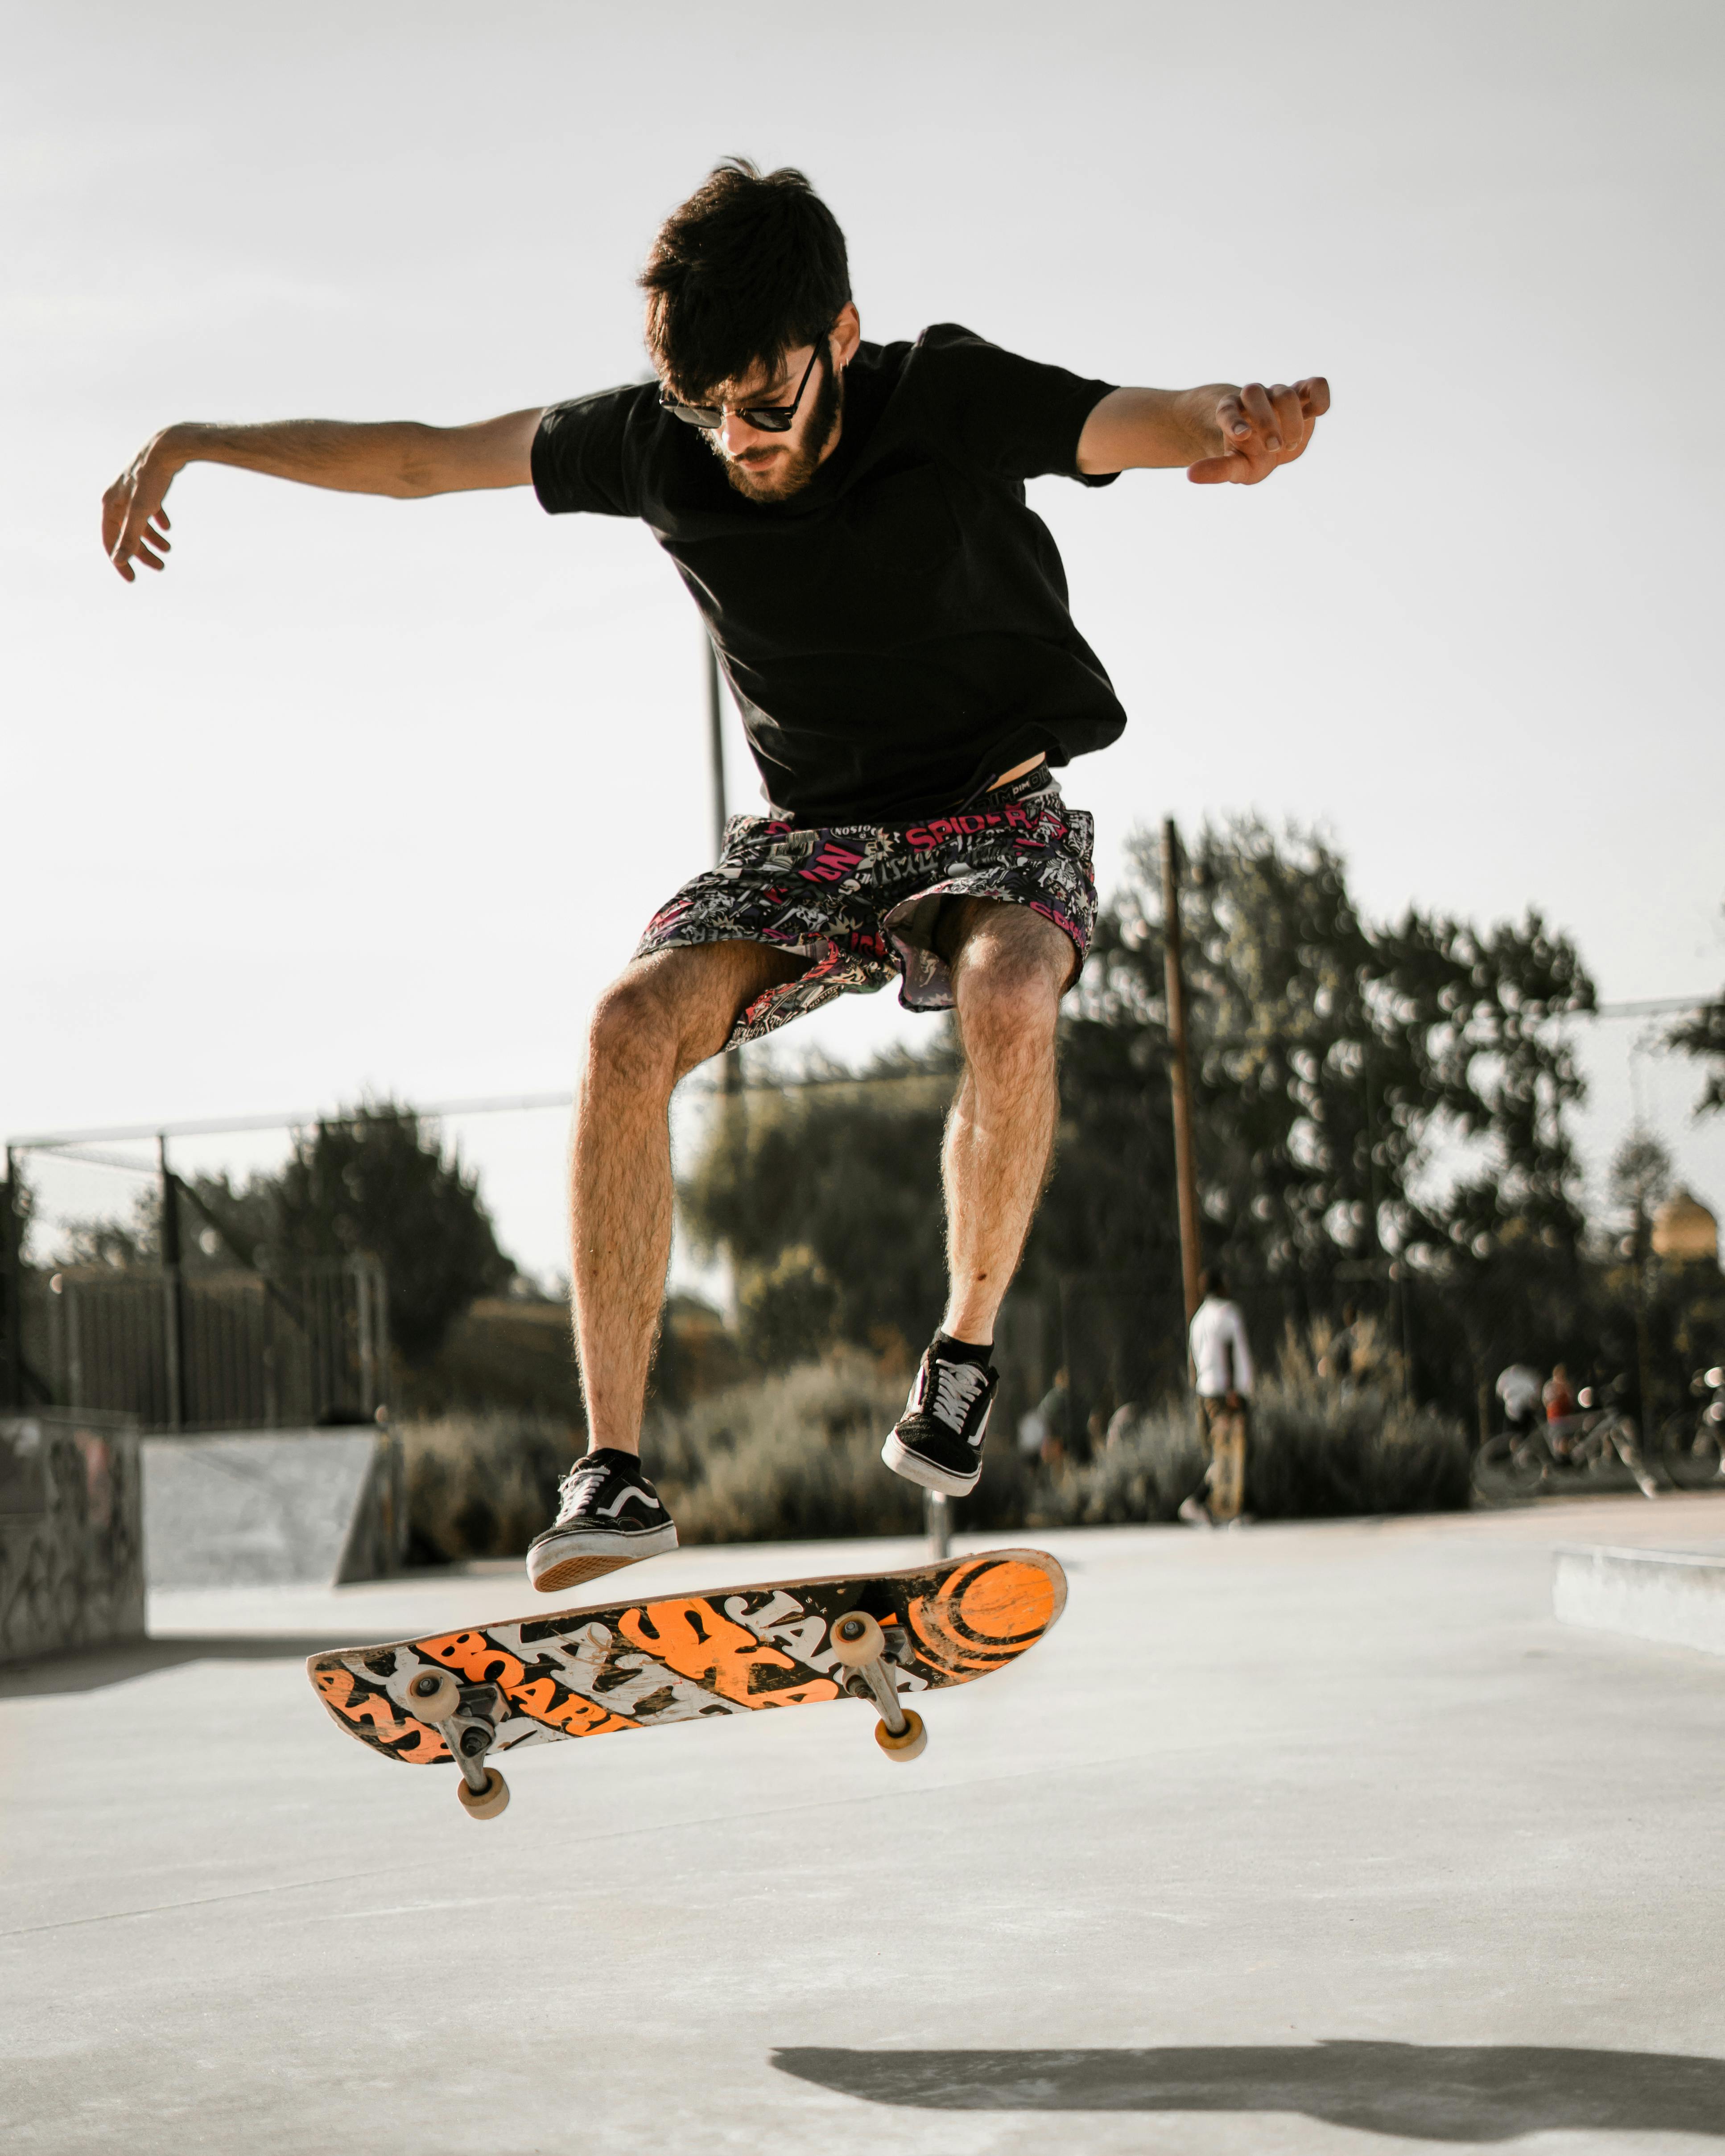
[{"left": 7, "top": 0, "right": 1723, "bottom": 1280}]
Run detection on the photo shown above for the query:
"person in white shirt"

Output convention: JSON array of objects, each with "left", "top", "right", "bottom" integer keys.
[
  {"left": 1494, "top": 1363, "right": 1542, "bottom": 1435},
  {"left": 1181, "top": 1268, "right": 1255, "bottom": 1526}
]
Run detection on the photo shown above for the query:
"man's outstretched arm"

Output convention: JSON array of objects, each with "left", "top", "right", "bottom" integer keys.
[
  {"left": 1077, "top": 378, "right": 1329, "bottom": 485},
  {"left": 101, "top": 408, "right": 545, "bottom": 582}
]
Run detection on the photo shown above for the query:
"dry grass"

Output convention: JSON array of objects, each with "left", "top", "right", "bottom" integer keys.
[
  {"left": 400, "top": 1411, "right": 578, "bottom": 1561},
  {"left": 401, "top": 1324, "right": 1469, "bottom": 1562},
  {"left": 1036, "top": 1364, "right": 1469, "bottom": 1528},
  {"left": 651, "top": 1356, "right": 924, "bottom": 1543}
]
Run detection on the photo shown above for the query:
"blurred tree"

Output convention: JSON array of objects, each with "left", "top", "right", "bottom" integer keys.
[
  {"left": 1668, "top": 980, "right": 1725, "bottom": 1116},
  {"left": 251, "top": 1104, "right": 512, "bottom": 1363},
  {"left": 1048, "top": 820, "right": 1596, "bottom": 1410},
  {"left": 680, "top": 1056, "right": 952, "bottom": 1368},
  {"left": 1610, "top": 1131, "right": 1672, "bottom": 1224},
  {"left": 682, "top": 818, "right": 1600, "bottom": 1419},
  {"left": 1586, "top": 1132, "right": 1725, "bottom": 1432},
  {"left": 736, "top": 1245, "right": 840, "bottom": 1369},
  {"left": 57, "top": 1104, "right": 517, "bottom": 1365}
]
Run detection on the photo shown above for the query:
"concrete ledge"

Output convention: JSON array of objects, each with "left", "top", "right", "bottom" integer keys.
[
  {"left": 1552, "top": 1544, "right": 1725, "bottom": 1656},
  {"left": 142, "top": 1428, "right": 406, "bottom": 1589}
]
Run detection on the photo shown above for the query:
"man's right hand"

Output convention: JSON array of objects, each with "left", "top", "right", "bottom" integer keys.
[
  {"left": 103, "top": 431, "right": 180, "bottom": 582},
  {"left": 99, "top": 409, "right": 543, "bottom": 585}
]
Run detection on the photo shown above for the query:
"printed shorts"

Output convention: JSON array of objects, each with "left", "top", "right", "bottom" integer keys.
[{"left": 634, "top": 770, "right": 1098, "bottom": 1048}]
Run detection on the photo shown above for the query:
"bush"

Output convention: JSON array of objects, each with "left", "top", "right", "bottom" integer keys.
[
  {"left": 399, "top": 1364, "right": 934, "bottom": 1562},
  {"left": 401, "top": 1348, "right": 1470, "bottom": 1563},
  {"left": 736, "top": 1246, "right": 838, "bottom": 1369},
  {"left": 402, "top": 1412, "right": 579, "bottom": 1562},
  {"left": 1247, "top": 1374, "right": 1471, "bottom": 1517},
  {"left": 1036, "top": 1375, "right": 1469, "bottom": 1527},
  {"left": 1032, "top": 1401, "right": 1205, "bottom": 1527},
  {"left": 650, "top": 1356, "right": 924, "bottom": 1544}
]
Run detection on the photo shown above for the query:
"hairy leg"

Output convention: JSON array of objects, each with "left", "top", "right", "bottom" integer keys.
[
  {"left": 936, "top": 899, "right": 1076, "bottom": 1343},
  {"left": 572, "top": 941, "right": 801, "bottom": 1455}
]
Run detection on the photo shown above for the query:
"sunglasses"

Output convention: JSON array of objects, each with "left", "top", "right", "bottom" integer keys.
[{"left": 659, "top": 334, "right": 828, "bottom": 433}]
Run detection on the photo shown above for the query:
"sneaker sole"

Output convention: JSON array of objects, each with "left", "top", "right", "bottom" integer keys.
[
  {"left": 527, "top": 1521, "right": 679, "bottom": 1595},
  {"left": 880, "top": 1431, "right": 981, "bottom": 1499}
]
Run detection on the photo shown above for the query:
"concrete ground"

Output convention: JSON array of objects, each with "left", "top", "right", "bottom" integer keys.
[{"left": 4, "top": 1494, "right": 1725, "bottom": 2155}]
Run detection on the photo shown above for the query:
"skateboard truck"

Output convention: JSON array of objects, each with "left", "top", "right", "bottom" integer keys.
[
  {"left": 404, "top": 1669, "right": 510, "bottom": 1820},
  {"left": 829, "top": 1610, "right": 927, "bottom": 1762}
]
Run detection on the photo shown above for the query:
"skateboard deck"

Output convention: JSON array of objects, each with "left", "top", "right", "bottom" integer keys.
[
  {"left": 1208, "top": 1409, "right": 1246, "bottom": 1523},
  {"left": 308, "top": 1546, "right": 1066, "bottom": 1819}
]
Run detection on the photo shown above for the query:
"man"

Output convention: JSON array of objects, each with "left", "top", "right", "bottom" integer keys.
[
  {"left": 1543, "top": 1361, "right": 1579, "bottom": 1462},
  {"left": 1181, "top": 1268, "right": 1255, "bottom": 1526},
  {"left": 1320, "top": 1303, "right": 1359, "bottom": 1383},
  {"left": 103, "top": 161, "right": 1328, "bottom": 1593},
  {"left": 1031, "top": 1367, "right": 1081, "bottom": 1469},
  {"left": 1495, "top": 1361, "right": 1542, "bottom": 1438}
]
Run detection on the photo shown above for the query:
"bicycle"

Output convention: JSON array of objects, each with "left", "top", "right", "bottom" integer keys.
[
  {"left": 1472, "top": 1378, "right": 1658, "bottom": 1504},
  {"left": 1657, "top": 1364, "right": 1725, "bottom": 1491}
]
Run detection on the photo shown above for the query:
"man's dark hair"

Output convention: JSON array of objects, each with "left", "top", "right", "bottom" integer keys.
[
  {"left": 640, "top": 159, "right": 851, "bottom": 401},
  {"left": 1198, "top": 1266, "right": 1226, "bottom": 1300}
]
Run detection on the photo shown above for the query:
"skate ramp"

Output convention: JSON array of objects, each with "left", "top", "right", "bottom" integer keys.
[
  {"left": 142, "top": 1428, "right": 405, "bottom": 1589},
  {"left": 1553, "top": 1542, "right": 1725, "bottom": 1656}
]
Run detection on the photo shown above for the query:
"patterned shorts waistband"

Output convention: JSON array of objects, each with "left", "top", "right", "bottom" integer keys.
[{"left": 767, "top": 760, "right": 1061, "bottom": 829}]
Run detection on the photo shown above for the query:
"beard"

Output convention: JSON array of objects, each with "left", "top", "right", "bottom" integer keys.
[{"left": 710, "top": 352, "right": 844, "bottom": 504}]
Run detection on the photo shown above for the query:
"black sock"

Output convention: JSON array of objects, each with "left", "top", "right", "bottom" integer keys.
[{"left": 934, "top": 1332, "right": 993, "bottom": 1365}]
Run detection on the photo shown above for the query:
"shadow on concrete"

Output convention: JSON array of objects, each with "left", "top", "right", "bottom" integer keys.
[
  {"left": 771, "top": 2042, "right": 1725, "bottom": 2140},
  {"left": 0, "top": 1635, "right": 359, "bottom": 1698}
]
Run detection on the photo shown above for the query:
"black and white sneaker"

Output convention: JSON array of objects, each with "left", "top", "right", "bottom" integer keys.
[
  {"left": 881, "top": 1341, "right": 998, "bottom": 1497},
  {"left": 525, "top": 1448, "right": 679, "bottom": 1595}
]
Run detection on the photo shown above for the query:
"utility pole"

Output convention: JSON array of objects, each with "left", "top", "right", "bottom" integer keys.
[
  {"left": 158, "top": 1134, "right": 187, "bottom": 1431},
  {"left": 1161, "top": 818, "right": 1202, "bottom": 1324},
  {"left": 0, "top": 1145, "right": 21, "bottom": 1410},
  {"left": 706, "top": 639, "right": 741, "bottom": 1099},
  {"left": 1632, "top": 1176, "right": 1655, "bottom": 1450},
  {"left": 1362, "top": 1062, "right": 1414, "bottom": 1396},
  {"left": 705, "top": 638, "right": 729, "bottom": 866}
]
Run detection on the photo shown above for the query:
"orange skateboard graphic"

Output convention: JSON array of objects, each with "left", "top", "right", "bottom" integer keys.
[{"left": 308, "top": 1547, "right": 1066, "bottom": 1820}]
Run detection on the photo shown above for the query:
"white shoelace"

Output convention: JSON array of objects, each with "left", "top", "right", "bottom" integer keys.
[
  {"left": 927, "top": 1358, "right": 988, "bottom": 1435},
  {"left": 555, "top": 1457, "right": 662, "bottom": 1526}
]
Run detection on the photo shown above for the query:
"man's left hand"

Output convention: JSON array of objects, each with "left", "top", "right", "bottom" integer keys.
[{"left": 1189, "top": 377, "right": 1329, "bottom": 485}]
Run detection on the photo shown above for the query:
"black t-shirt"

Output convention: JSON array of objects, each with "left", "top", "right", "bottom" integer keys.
[{"left": 532, "top": 323, "right": 1124, "bottom": 823}]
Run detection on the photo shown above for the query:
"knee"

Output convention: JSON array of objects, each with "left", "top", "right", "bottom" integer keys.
[
  {"left": 585, "top": 972, "right": 681, "bottom": 1094},
  {"left": 957, "top": 942, "right": 1062, "bottom": 1064}
]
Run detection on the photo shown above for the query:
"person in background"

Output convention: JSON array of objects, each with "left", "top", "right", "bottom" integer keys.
[
  {"left": 1495, "top": 1362, "right": 1542, "bottom": 1437},
  {"left": 1033, "top": 1367, "right": 1080, "bottom": 1468},
  {"left": 1180, "top": 1267, "right": 1254, "bottom": 1526},
  {"left": 1104, "top": 1399, "right": 1145, "bottom": 1449},
  {"left": 1320, "top": 1303, "right": 1359, "bottom": 1383},
  {"left": 1543, "top": 1361, "right": 1579, "bottom": 1461}
]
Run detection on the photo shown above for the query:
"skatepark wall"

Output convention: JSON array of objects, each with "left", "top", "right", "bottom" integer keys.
[
  {"left": 0, "top": 1410, "right": 146, "bottom": 1665},
  {"left": 142, "top": 1426, "right": 408, "bottom": 1589}
]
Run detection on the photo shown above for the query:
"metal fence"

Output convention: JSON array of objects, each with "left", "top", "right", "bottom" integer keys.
[{"left": 15, "top": 1257, "right": 388, "bottom": 1433}]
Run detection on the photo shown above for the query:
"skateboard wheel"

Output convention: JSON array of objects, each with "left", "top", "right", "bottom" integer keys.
[
  {"left": 456, "top": 1767, "right": 510, "bottom": 1820},
  {"left": 874, "top": 1708, "right": 927, "bottom": 1763},
  {"left": 829, "top": 1610, "right": 886, "bottom": 1669},
  {"left": 405, "top": 1668, "right": 461, "bottom": 1723}
]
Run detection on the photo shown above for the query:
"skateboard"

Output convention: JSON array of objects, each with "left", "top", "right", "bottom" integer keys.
[
  {"left": 1207, "top": 1407, "right": 1246, "bottom": 1523},
  {"left": 308, "top": 1546, "right": 1066, "bottom": 1821}
]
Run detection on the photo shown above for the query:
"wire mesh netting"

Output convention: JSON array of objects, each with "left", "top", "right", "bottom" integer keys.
[{"left": 17, "top": 1257, "right": 388, "bottom": 1434}]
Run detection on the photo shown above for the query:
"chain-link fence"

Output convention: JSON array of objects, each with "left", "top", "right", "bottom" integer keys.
[{"left": 12, "top": 1257, "right": 388, "bottom": 1434}]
